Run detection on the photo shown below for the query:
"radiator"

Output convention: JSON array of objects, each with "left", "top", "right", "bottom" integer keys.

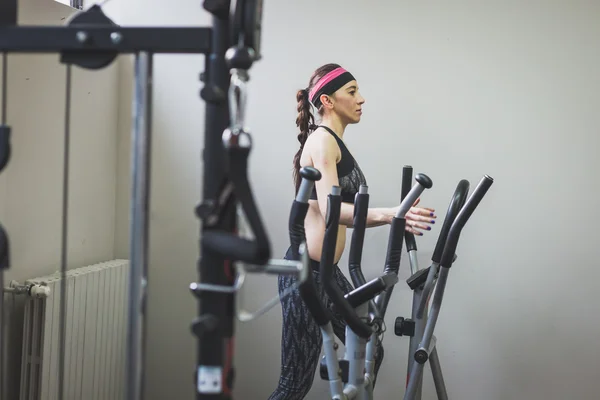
[{"left": 18, "top": 259, "right": 130, "bottom": 400}]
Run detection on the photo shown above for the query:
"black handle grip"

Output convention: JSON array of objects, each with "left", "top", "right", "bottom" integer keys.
[
  {"left": 401, "top": 166, "right": 417, "bottom": 252},
  {"left": 288, "top": 201, "right": 309, "bottom": 259},
  {"left": 289, "top": 203, "right": 331, "bottom": 326},
  {"left": 375, "top": 173, "right": 433, "bottom": 317},
  {"left": 395, "top": 173, "right": 433, "bottom": 218},
  {"left": 0, "top": 224, "right": 9, "bottom": 270},
  {"left": 348, "top": 185, "right": 369, "bottom": 288},
  {"left": 401, "top": 166, "right": 413, "bottom": 199},
  {"left": 415, "top": 173, "right": 433, "bottom": 189},
  {"left": 0, "top": 125, "right": 11, "bottom": 172},
  {"left": 382, "top": 217, "right": 406, "bottom": 275},
  {"left": 296, "top": 166, "right": 321, "bottom": 203},
  {"left": 299, "top": 166, "right": 321, "bottom": 183},
  {"left": 345, "top": 273, "right": 399, "bottom": 309},
  {"left": 201, "top": 146, "right": 271, "bottom": 265},
  {"left": 321, "top": 187, "right": 372, "bottom": 339},
  {"left": 431, "top": 179, "right": 470, "bottom": 263},
  {"left": 289, "top": 169, "right": 331, "bottom": 326},
  {"left": 440, "top": 175, "right": 494, "bottom": 268},
  {"left": 290, "top": 166, "right": 321, "bottom": 256},
  {"left": 373, "top": 216, "right": 405, "bottom": 318}
]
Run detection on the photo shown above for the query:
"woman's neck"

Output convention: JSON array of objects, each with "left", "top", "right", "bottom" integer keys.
[{"left": 320, "top": 115, "right": 346, "bottom": 139}]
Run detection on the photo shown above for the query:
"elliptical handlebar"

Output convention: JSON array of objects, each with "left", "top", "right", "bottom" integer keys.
[
  {"left": 322, "top": 175, "right": 433, "bottom": 339},
  {"left": 289, "top": 167, "right": 332, "bottom": 326},
  {"left": 386, "top": 173, "right": 433, "bottom": 274},
  {"left": 374, "top": 173, "right": 433, "bottom": 318},
  {"left": 288, "top": 167, "right": 321, "bottom": 259},
  {"left": 348, "top": 185, "right": 369, "bottom": 288},
  {"left": 440, "top": 175, "right": 494, "bottom": 268},
  {"left": 431, "top": 179, "right": 471, "bottom": 263},
  {"left": 320, "top": 186, "right": 374, "bottom": 339},
  {"left": 401, "top": 166, "right": 418, "bottom": 253},
  {"left": 416, "top": 178, "right": 470, "bottom": 319},
  {"left": 395, "top": 173, "right": 433, "bottom": 218}
]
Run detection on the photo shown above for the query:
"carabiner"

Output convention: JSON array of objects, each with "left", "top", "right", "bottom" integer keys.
[{"left": 228, "top": 69, "right": 249, "bottom": 132}]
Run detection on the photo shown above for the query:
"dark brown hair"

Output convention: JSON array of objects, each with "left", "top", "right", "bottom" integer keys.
[{"left": 293, "top": 63, "right": 341, "bottom": 193}]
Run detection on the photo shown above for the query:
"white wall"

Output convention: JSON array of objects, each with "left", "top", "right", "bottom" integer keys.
[
  {"left": 110, "top": 1, "right": 600, "bottom": 400},
  {"left": 1, "top": 0, "right": 120, "bottom": 397}
]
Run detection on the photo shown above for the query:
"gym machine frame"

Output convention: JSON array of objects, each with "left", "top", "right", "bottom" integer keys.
[
  {"left": 303, "top": 172, "right": 434, "bottom": 400},
  {"left": 393, "top": 166, "right": 469, "bottom": 400},
  {"left": 399, "top": 173, "right": 493, "bottom": 400},
  {"left": 308, "top": 165, "right": 493, "bottom": 399},
  {"left": 0, "top": 1, "right": 267, "bottom": 399}
]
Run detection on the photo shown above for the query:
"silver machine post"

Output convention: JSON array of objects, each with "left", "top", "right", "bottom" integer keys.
[{"left": 125, "top": 51, "right": 154, "bottom": 400}]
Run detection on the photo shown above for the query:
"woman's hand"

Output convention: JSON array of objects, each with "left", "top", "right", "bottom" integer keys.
[{"left": 405, "top": 198, "right": 436, "bottom": 236}]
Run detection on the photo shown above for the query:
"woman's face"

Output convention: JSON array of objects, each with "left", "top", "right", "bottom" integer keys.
[{"left": 327, "top": 80, "right": 366, "bottom": 124}]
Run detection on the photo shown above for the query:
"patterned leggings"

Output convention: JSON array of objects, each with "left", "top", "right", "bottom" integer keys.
[{"left": 268, "top": 249, "right": 384, "bottom": 400}]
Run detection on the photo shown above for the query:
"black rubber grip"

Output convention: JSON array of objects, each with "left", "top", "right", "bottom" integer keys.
[
  {"left": 401, "top": 166, "right": 413, "bottom": 200},
  {"left": 382, "top": 217, "right": 406, "bottom": 275},
  {"left": 321, "top": 190, "right": 372, "bottom": 339},
  {"left": 299, "top": 166, "right": 322, "bottom": 182},
  {"left": 415, "top": 173, "right": 433, "bottom": 189},
  {"left": 288, "top": 195, "right": 331, "bottom": 325},
  {"left": 0, "top": 224, "right": 9, "bottom": 270},
  {"left": 299, "top": 271, "right": 330, "bottom": 326},
  {"left": 406, "top": 267, "right": 430, "bottom": 290},
  {"left": 401, "top": 166, "right": 417, "bottom": 252},
  {"left": 202, "top": 231, "right": 268, "bottom": 263},
  {"left": 373, "top": 216, "right": 406, "bottom": 318},
  {"left": 345, "top": 273, "right": 399, "bottom": 309},
  {"left": 440, "top": 175, "right": 494, "bottom": 268},
  {"left": 431, "top": 179, "right": 470, "bottom": 263},
  {"left": 0, "top": 125, "right": 11, "bottom": 172},
  {"left": 288, "top": 201, "right": 309, "bottom": 258},
  {"left": 405, "top": 232, "right": 417, "bottom": 252},
  {"left": 348, "top": 189, "right": 369, "bottom": 288},
  {"left": 201, "top": 146, "right": 271, "bottom": 265}
]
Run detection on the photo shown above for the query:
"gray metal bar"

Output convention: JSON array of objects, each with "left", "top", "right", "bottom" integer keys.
[
  {"left": 416, "top": 262, "right": 438, "bottom": 319},
  {"left": 404, "top": 267, "right": 449, "bottom": 400},
  {"left": 407, "top": 287, "right": 425, "bottom": 400},
  {"left": 125, "top": 51, "right": 154, "bottom": 400},
  {"left": 395, "top": 184, "right": 426, "bottom": 218},
  {"left": 321, "top": 324, "right": 344, "bottom": 398},
  {"left": 349, "top": 301, "right": 369, "bottom": 400},
  {"left": 418, "top": 268, "right": 448, "bottom": 359},
  {"left": 345, "top": 326, "right": 365, "bottom": 399},
  {"left": 364, "top": 332, "right": 376, "bottom": 390},
  {"left": 407, "top": 249, "right": 419, "bottom": 276},
  {"left": 429, "top": 347, "right": 448, "bottom": 400}
]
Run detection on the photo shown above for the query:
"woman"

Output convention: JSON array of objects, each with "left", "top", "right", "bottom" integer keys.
[{"left": 268, "top": 63, "right": 437, "bottom": 399}]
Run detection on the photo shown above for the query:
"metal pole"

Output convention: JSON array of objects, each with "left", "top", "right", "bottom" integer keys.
[
  {"left": 125, "top": 51, "right": 153, "bottom": 400},
  {"left": 429, "top": 347, "right": 448, "bottom": 400}
]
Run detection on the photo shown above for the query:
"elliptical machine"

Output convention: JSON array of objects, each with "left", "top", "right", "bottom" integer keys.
[
  {"left": 297, "top": 166, "right": 493, "bottom": 399},
  {"left": 394, "top": 170, "right": 494, "bottom": 400},
  {"left": 291, "top": 171, "right": 434, "bottom": 400}
]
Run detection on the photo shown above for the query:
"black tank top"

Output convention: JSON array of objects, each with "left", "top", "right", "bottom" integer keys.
[{"left": 309, "top": 125, "right": 367, "bottom": 203}]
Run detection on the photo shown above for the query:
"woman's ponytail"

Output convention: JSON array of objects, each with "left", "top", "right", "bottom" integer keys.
[
  {"left": 291, "top": 63, "right": 341, "bottom": 193},
  {"left": 293, "top": 89, "right": 315, "bottom": 193}
]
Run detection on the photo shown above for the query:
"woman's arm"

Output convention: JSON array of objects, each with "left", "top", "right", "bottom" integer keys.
[
  {"left": 339, "top": 203, "right": 393, "bottom": 228},
  {"left": 307, "top": 130, "right": 437, "bottom": 233},
  {"left": 309, "top": 131, "right": 394, "bottom": 228}
]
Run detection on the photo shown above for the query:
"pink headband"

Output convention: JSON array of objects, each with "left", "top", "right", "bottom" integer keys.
[{"left": 308, "top": 67, "right": 348, "bottom": 101}]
